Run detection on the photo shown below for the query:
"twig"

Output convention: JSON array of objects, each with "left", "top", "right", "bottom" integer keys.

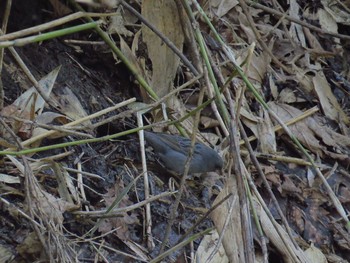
[
  {"left": 137, "top": 112, "right": 155, "bottom": 250},
  {"left": 2, "top": 115, "right": 94, "bottom": 138},
  {"left": 73, "top": 191, "right": 176, "bottom": 217},
  {"left": 0, "top": 11, "right": 113, "bottom": 41},
  {"left": 0, "top": 22, "right": 100, "bottom": 48},
  {"left": 228, "top": 97, "right": 254, "bottom": 263}
]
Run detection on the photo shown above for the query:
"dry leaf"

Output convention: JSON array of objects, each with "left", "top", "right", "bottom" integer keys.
[
  {"left": 32, "top": 112, "right": 70, "bottom": 139},
  {"left": 49, "top": 0, "right": 72, "bottom": 17},
  {"left": 0, "top": 245, "right": 13, "bottom": 262},
  {"left": 269, "top": 102, "right": 350, "bottom": 163},
  {"left": 120, "top": 34, "right": 151, "bottom": 101},
  {"left": 257, "top": 108, "right": 276, "bottom": 154},
  {"left": 278, "top": 87, "right": 301, "bottom": 103},
  {"left": 16, "top": 232, "right": 43, "bottom": 258},
  {"left": 322, "top": 0, "right": 350, "bottom": 25},
  {"left": 99, "top": 185, "right": 140, "bottom": 241},
  {"left": 304, "top": 244, "right": 327, "bottom": 263},
  {"left": 200, "top": 116, "right": 220, "bottom": 129},
  {"left": 31, "top": 187, "right": 77, "bottom": 225},
  {"left": 52, "top": 86, "right": 91, "bottom": 126},
  {"left": 211, "top": 177, "right": 243, "bottom": 263},
  {"left": 142, "top": 0, "right": 184, "bottom": 98},
  {"left": 108, "top": 7, "right": 134, "bottom": 37},
  {"left": 312, "top": 70, "right": 349, "bottom": 125},
  {"left": 281, "top": 174, "right": 301, "bottom": 194},
  {"left": 0, "top": 67, "right": 60, "bottom": 140},
  {"left": 0, "top": 173, "right": 20, "bottom": 184},
  {"left": 195, "top": 230, "right": 229, "bottom": 263},
  {"left": 13, "top": 67, "right": 60, "bottom": 116},
  {"left": 209, "top": 0, "right": 238, "bottom": 18}
]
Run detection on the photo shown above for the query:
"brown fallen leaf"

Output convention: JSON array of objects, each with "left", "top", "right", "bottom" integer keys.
[
  {"left": 98, "top": 183, "right": 140, "bottom": 241},
  {"left": 312, "top": 70, "right": 349, "bottom": 125},
  {"left": 142, "top": 0, "right": 184, "bottom": 98},
  {"left": 269, "top": 102, "right": 350, "bottom": 164},
  {"left": 257, "top": 108, "right": 276, "bottom": 154}
]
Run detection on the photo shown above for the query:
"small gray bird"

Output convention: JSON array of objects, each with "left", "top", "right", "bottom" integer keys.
[{"left": 144, "top": 131, "right": 223, "bottom": 174}]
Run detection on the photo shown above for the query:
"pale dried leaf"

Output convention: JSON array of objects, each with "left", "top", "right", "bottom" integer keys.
[
  {"left": 318, "top": 9, "right": 339, "bottom": 36},
  {"left": 200, "top": 116, "right": 220, "bottom": 129},
  {"left": 269, "top": 74, "right": 279, "bottom": 100},
  {"left": 302, "top": 27, "right": 325, "bottom": 51},
  {"left": 281, "top": 174, "right": 301, "bottom": 194},
  {"left": 209, "top": 0, "right": 239, "bottom": 18},
  {"left": 122, "top": 240, "right": 150, "bottom": 261},
  {"left": 195, "top": 230, "right": 229, "bottom": 263},
  {"left": 307, "top": 167, "right": 316, "bottom": 187},
  {"left": 99, "top": 186, "right": 140, "bottom": 240},
  {"left": 52, "top": 162, "right": 79, "bottom": 204},
  {"left": 0, "top": 173, "right": 20, "bottom": 184},
  {"left": 100, "top": 0, "right": 118, "bottom": 8},
  {"left": 0, "top": 245, "right": 13, "bottom": 262},
  {"left": 269, "top": 102, "right": 323, "bottom": 156},
  {"left": 7, "top": 155, "right": 25, "bottom": 175},
  {"left": 257, "top": 109, "right": 276, "bottom": 154},
  {"left": 272, "top": 39, "right": 305, "bottom": 63},
  {"left": 108, "top": 7, "right": 134, "bottom": 37},
  {"left": 249, "top": 51, "right": 270, "bottom": 82},
  {"left": 0, "top": 138, "right": 16, "bottom": 148},
  {"left": 127, "top": 101, "right": 152, "bottom": 113},
  {"left": 201, "top": 132, "right": 221, "bottom": 146},
  {"left": 166, "top": 96, "right": 194, "bottom": 132},
  {"left": 312, "top": 71, "right": 349, "bottom": 125},
  {"left": 269, "top": 102, "right": 350, "bottom": 161},
  {"left": 16, "top": 232, "right": 43, "bottom": 256},
  {"left": 49, "top": 0, "right": 72, "bottom": 16},
  {"left": 131, "top": 29, "right": 141, "bottom": 55},
  {"left": 31, "top": 112, "right": 70, "bottom": 139},
  {"left": 13, "top": 66, "right": 60, "bottom": 116},
  {"left": 211, "top": 177, "right": 243, "bottom": 262},
  {"left": 29, "top": 159, "right": 52, "bottom": 173},
  {"left": 278, "top": 88, "right": 299, "bottom": 103},
  {"left": 142, "top": 0, "right": 184, "bottom": 98},
  {"left": 237, "top": 47, "right": 270, "bottom": 82},
  {"left": 236, "top": 96, "right": 259, "bottom": 138},
  {"left": 256, "top": 199, "right": 311, "bottom": 263},
  {"left": 35, "top": 112, "right": 69, "bottom": 125},
  {"left": 308, "top": 117, "right": 350, "bottom": 147},
  {"left": 289, "top": 0, "right": 306, "bottom": 47},
  {"left": 322, "top": 0, "right": 350, "bottom": 25},
  {"left": 120, "top": 35, "right": 151, "bottom": 101},
  {"left": 304, "top": 244, "right": 327, "bottom": 263},
  {"left": 237, "top": 10, "right": 255, "bottom": 43},
  {"left": 0, "top": 67, "right": 60, "bottom": 139},
  {"left": 31, "top": 186, "right": 77, "bottom": 225},
  {"left": 265, "top": 170, "right": 282, "bottom": 193},
  {"left": 52, "top": 86, "right": 91, "bottom": 126},
  {"left": 293, "top": 65, "right": 314, "bottom": 93}
]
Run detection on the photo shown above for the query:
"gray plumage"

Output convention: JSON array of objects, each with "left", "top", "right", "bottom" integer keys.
[{"left": 144, "top": 131, "right": 223, "bottom": 174}]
